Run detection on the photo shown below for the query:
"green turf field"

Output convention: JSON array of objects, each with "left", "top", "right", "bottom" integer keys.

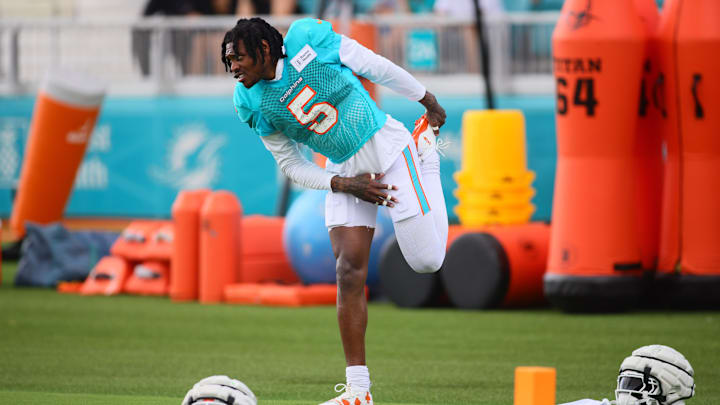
[{"left": 1, "top": 261, "right": 718, "bottom": 405}]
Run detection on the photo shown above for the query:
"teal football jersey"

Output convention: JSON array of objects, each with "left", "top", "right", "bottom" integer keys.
[{"left": 233, "top": 18, "right": 387, "bottom": 164}]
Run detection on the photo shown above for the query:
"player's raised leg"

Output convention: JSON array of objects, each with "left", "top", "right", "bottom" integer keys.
[
  {"left": 416, "top": 146, "right": 450, "bottom": 255},
  {"left": 384, "top": 142, "right": 448, "bottom": 273}
]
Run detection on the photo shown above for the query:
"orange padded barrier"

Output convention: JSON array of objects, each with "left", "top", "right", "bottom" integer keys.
[
  {"left": 10, "top": 70, "right": 104, "bottom": 237},
  {"left": 656, "top": 0, "right": 683, "bottom": 273},
  {"left": 671, "top": 0, "right": 720, "bottom": 275},
  {"left": 259, "top": 285, "right": 311, "bottom": 307},
  {"left": 634, "top": 0, "right": 663, "bottom": 271},
  {"left": 57, "top": 281, "right": 83, "bottom": 294},
  {"left": 545, "top": 0, "right": 648, "bottom": 311},
  {"left": 124, "top": 261, "right": 169, "bottom": 296},
  {"left": 297, "top": 284, "right": 345, "bottom": 306},
  {"left": 224, "top": 283, "right": 263, "bottom": 305},
  {"left": 654, "top": 0, "right": 720, "bottom": 308},
  {"left": 110, "top": 220, "right": 169, "bottom": 261},
  {"left": 240, "top": 215, "right": 299, "bottom": 284},
  {"left": 170, "top": 189, "right": 211, "bottom": 302},
  {"left": 145, "top": 222, "right": 173, "bottom": 261},
  {"left": 224, "top": 283, "right": 361, "bottom": 307},
  {"left": 441, "top": 223, "right": 549, "bottom": 309},
  {"left": 80, "top": 256, "right": 130, "bottom": 296},
  {"left": 514, "top": 367, "right": 556, "bottom": 405},
  {"left": 199, "top": 191, "right": 242, "bottom": 304}
]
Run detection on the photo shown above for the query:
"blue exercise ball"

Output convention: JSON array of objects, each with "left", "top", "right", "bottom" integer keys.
[{"left": 283, "top": 189, "right": 395, "bottom": 289}]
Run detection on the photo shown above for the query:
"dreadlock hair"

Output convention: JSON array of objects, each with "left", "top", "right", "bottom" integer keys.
[{"left": 221, "top": 17, "right": 286, "bottom": 72}]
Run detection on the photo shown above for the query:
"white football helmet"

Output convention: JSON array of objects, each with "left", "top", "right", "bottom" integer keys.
[
  {"left": 181, "top": 375, "right": 257, "bottom": 405},
  {"left": 615, "top": 345, "right": 695, "bottom": 405}
]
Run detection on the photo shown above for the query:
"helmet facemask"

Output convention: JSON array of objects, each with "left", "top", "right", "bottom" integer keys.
[{"left": 615, "top": 367, "right": 664, "bottom": 405}]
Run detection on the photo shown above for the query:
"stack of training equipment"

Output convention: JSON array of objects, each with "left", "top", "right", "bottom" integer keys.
[
  {"left": 454, "top": 110, "right": 535, "bottom": 226},
  {"left": 81, "top": 220, "right": 172, "bottom": 296}
]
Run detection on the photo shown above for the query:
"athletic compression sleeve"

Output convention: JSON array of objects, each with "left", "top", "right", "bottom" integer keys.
[
  {"left": 339, "top": 35, "right": 426, "bottom": 102},
  {"left": 261, "top": 132, "right": 335, "bottom": 190}
]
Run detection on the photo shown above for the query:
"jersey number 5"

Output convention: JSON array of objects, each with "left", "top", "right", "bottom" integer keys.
[{"left": 287, "top": 85, "right": 338, "bottom": 135}]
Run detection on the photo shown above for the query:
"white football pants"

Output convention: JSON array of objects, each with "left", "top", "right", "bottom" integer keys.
[{"left": 325, "top": 141, "right": 448, "bottom": 273}]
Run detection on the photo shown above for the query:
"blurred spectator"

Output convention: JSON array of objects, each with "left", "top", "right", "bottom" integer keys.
[
  {"left": 434, "top": 0, "right": 505, "bottom": 74},
  {"left": 132, "top": 0, "right": 200, "bottom": 76},
  {"left": 373, "top": 0, "right": 434, "bottom": 14},
  {"left": 236, "top": 0, "right": 300, "bottom": 15},
  {"left": 318, "top": 0, "right": 377, "bottom": 16},
  {"left": 134, "top": 0, "right": 300, "bottom": 77},
  {"left": 142, "top": 0, "right": 199, "bottom": 16},
  {"left": 193, "top": 0, "right": 239, "bottom": 14},
  {"left": 188, "top": 0, "right": 300, "bottom": 75},
  {"left": 434, "top": 0, "right": 504, "bottom": 17}
]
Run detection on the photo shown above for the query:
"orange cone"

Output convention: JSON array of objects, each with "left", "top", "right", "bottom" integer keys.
[{"left": 514, "top": 367, "right": 556, "bottom": 405}]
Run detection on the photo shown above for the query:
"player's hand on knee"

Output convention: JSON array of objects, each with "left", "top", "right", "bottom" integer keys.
[{"left": 330, "top": 173, "right": 398, "bottom": 207}]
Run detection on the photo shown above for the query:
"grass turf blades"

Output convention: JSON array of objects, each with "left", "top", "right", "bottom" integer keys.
[{"left": 1, "top": 262, "right": 718, "bottom": 405}]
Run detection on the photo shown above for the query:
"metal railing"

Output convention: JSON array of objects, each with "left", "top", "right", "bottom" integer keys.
[{"left": 0, "top": 12, "right": 559, "bottom": 95}]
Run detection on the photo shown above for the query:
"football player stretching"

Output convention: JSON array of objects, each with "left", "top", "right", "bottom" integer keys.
[{"left": 221, "top": 17, "right": 448, "bottom": 405}]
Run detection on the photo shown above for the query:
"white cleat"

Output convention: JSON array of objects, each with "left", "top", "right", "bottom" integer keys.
[
  {"left": 319, "top": 383, "right": 373, "bottom": 405},
  {"left": 412, "top": 113, "right": 438, "bottom": 162}
]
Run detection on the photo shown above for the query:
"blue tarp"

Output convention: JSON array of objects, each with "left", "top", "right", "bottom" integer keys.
[{"left": 14, "top": 222, "right": 119, "bottom": 287}]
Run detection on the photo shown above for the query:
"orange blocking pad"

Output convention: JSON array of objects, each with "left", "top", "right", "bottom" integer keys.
[
  {"left": 671, "top": 0, "right": 720, "bottom": 275},
  {"left": 170, "top": 189, "right": 211, "bottom": 302},
  {"left": 111, "top": 220, "right": 171, "bottom": 261},
  {"left": 124, "top": 261, "right": 169, "bottom": 296},
  {"left": 240, "top": 215, "right": 299, "bottom": 284},
  {"left": 514, "top": 367, "right": 556, "bottom": 405},
  {"left": 57, "top": 281, "right": 83, "bottom": 294},
  {"left": 80, "top": 256, "right": 130, "bottom": 296},
  {"left": 199, "top": 191, "right": 242, "bottom": 304},
  {"left": 224, "top": 283, "right": 263, "bottom": 305},
  {"left": 545, "top": 0, "right": 649, "bottom": 312},
  {"left": 224, "top": 283, "right": 346, "bottom": 307},
  {"left": 145, "top": 222, "right": 173, "bottom": 261}
]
